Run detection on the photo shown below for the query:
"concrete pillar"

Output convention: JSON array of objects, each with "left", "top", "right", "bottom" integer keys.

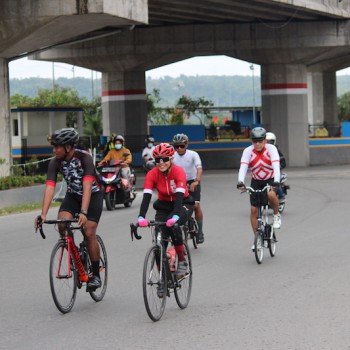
[
  {"left": 307, "top": 71, "right": 338, "bottom": 136},
  {"left": 101, "top": 70, "right": 148, "bottom": 151},
  {"left": 0, "top": 59, "right": 11, "bottom": 176},
  {"left": 261, "top": 64, "right": 309, "bottom": 167}
]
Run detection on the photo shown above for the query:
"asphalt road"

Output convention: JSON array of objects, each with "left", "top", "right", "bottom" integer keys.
[{"left": 1, "top": 165, "right": 350, "bottom": 350}]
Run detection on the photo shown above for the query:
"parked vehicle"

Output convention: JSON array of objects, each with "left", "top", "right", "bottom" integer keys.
[{"left": 97, "top": 160, "right": 136, "bottom": 210}]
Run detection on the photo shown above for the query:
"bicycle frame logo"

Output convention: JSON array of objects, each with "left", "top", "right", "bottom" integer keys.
[{"left": 65, "top": 236, "right": 89, "bottom": 282}]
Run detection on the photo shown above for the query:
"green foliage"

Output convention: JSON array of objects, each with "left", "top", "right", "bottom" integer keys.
[
  {"left": 176, "top": 95, "right": 213, "bottom": 125},
  {"left": 337, "top": 92, "right": 350, "bottom": 122},
  {"left": 84, "top": 97, "right": 102, "bottom": 136},
  {"left": 0, "top": 174, "right": 48, "bottom": 190},
  {"left": 147, "top": 89, "right": 169, "bottom": 125},
  {"left": 169, "top": 108, "right": 184, "bottom": 125},
  {"left": 25, "top": 157, "right": 39, "bottom": 176},
  {"left": 11, "top": 165, "right": 24, "bottom": 176}
]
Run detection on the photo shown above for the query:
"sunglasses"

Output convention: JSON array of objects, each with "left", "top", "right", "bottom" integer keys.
[
  {"left": 155, "top": 157, "right": 171, "bottom": 163},
  {"left": 252, "top": 139, "right": 265, "bottom": 144},
  {"left": 174, "top": 144, "right": 186, "bottom": 149}
]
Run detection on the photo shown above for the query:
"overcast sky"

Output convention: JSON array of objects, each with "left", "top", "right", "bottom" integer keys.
[{"left": 8, "top": 55, "right": 350, "bottom": 80}]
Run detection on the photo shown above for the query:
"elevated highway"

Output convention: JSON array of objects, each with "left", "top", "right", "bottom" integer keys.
[{"left": 1, "top": 1, "right": 350, "bottom": 174}]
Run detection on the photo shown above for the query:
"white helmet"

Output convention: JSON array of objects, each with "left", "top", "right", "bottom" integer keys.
[{"left": 266, "top": 132, "right": 276, "bottom": 145}]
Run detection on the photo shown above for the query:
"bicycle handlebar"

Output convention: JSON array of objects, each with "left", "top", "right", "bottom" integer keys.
[
  {"left": 130, "top": 221, "right": 178, "bottom": 241},
  {"left": 242, "top": 185, "right": 271, "bottom": 194},
  {"left": 35, "top": 216, "right": 80, "bottom": 240}
]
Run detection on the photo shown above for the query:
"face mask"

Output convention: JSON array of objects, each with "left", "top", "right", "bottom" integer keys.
[
  {"left": 147, "top": 143, "right": 153, "bottom": 148},
  {"left": 115, "top": 144, "right": 122, "bottom": 150}
]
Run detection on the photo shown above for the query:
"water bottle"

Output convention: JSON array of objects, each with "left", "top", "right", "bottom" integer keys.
[{"left": 167, "top": 246, "right": 176, "bottom": 272}]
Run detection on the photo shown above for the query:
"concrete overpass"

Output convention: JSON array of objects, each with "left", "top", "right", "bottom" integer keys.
[{"left": 1, "top": 0, "right": 350, "bottom": 174}]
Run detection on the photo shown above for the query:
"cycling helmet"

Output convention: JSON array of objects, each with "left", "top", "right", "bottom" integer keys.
[
  {"left": 49, "top": 128, "right": 79, "bottom": 146},
  {"left": 251, "top": 127, "right": 266, "bottom": 140},
  {"left": 114, "top": 135, "right": 125, "bottom": 144},
  {"left": 145, "top": 136, "right": 155, "bottom": 143},
  {"left": 173, "top": 133, "right": 189, "bottom": 144},
  {"left": 153, "top": 143, "right": 175, "bottom": 158},
  {"left": 266, "top": 132, "right": 276, "bottom": 145}
]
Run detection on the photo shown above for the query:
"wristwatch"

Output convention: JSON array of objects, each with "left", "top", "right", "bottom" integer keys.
[
  {"left": 80, "top": 210, "right": 88, "bottom": 216},
  {"left": 194, "top": 178, "right": 200, "bottom": 184}
]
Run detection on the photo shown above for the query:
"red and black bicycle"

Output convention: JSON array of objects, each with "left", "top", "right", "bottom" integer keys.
[{"left": 36, "top": 217, "right": 108, "bottom": 313}]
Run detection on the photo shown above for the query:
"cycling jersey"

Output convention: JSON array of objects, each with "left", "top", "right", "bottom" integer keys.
[
  {"left": 238, "top": 144, "right": 280, "bottom": 183},
  {"left": 142, "top": 146, "right": 155, "bottom": 160},
  {"left": 46, "top": 149, "right": 100, "bottom": 195},
  {"left": 143, "top": 164, "right": 189, "bottom": 201},
  {"left": 173, "top": 150, "right": 202, "bottom": 181}
]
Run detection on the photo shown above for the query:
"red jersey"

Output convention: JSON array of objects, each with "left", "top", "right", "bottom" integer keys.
[{"left": 143, "top": 164, "right": 189, "bottom": 201}]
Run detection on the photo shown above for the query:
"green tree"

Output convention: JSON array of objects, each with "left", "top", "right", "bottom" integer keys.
[
  {"left": 337, "top": 92, "right": 350, "bottom": 121},
  {"left": 147, "top": 88, "right": 169, "bottom": 125},
  {"left": 176, "top": 95, "right": 214, "bottom": 124}
]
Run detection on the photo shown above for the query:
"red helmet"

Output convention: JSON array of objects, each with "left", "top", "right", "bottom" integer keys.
[{"left": 153, "top": 143, "right": 175, "bottom": 158}]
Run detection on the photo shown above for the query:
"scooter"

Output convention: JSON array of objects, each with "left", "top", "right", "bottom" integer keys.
[
  {"left": 97, "top": 160, "right": 136, "bottom": 210},
  {"left": 278, "top": 172, "right": 290, "bottom": 214}
]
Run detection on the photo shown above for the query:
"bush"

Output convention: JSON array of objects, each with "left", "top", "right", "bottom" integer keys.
[{"left": 0, "top": 173, "right": 62, "bottom": 190}]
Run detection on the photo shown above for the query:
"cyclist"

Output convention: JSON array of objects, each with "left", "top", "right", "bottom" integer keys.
[
  {"left": 266, "top": 132, "right": 286, "bottom": 203},
  {"left": 34, "top": 128, "right": 103, "bottom": 290},
  {"left": 237, "top": 127, "right": 281, "bottom": 250},
  {"left": 142, "top": 136, "right": 156, "bottom": 172},
  {"left": 137, "top": 143, "right": 194, "bottom": 278},
  {"left": 98, "top": 134, "right": 132, "bottom": 185},
  {"left": 172, "top": 133, "right": 205, "bottom": 244}
]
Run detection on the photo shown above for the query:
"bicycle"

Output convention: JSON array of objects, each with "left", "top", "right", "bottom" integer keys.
[
  {"left": 183, "top": 216, "right": 200, "bottom": 249},
  {"left": 36, "top": 217, "right": 108, "bottom": 313},
  {"left": 130, "top": 221, "right": 192, "bottom": 322},
  {"left": 244, "top": 185, "right": 277, "bottom": 264}
]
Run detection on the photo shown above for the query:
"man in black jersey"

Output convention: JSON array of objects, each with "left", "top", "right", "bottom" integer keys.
[{"left": 34, "top": 128, "right": 103, "bottom": 290}]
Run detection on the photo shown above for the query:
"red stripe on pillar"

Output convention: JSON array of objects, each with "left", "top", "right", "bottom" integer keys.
[
  {"left": 102, "top": 89, "right": 146, "bottom": 96},
  {"left": 261, "top": 83, "right": 307, "bottom": 90}
]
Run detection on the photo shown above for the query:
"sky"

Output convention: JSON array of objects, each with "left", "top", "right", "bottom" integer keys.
[{"left": 8, "top": 55, "right": 350, "bottom": 80}]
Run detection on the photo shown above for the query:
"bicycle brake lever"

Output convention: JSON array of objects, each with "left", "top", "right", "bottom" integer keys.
[
  {"left": 36, "top": 216, "right": 46, "bottom": 239},
  {"left": 130, "top": 223, "right": 142, "bottom": 241}
]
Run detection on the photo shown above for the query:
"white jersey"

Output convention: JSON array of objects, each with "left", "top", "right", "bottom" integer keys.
[
  {"left": 173, "top": 149, "right": 202, "bottom": 181},
  {"left": 142, "top": 146, "right": 156, "bottom": 160},
  {"left": 238, "top": 144, "right": 280, "bottom": 183}
]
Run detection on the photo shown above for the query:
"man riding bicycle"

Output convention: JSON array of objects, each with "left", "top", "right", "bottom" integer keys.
[
  {"left": 237, "top": 127, "right": 281, "bottom": 251},
  {"left": 34, "top": 128, "right": 103, "bottom": 290},
  {"left": 172, "top": 133, "right": 205, "bottom": 244},
  {"left": 136, "top": 143, "right": 194, "bottom": 278}
]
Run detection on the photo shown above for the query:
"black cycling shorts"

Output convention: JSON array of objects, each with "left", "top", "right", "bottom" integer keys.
[
  {"left": 59, "top": 191, "right": 104, "bottom": 223},
  {"left": 249, "top": 178, "right": 275, "bottom": 207},
  {"left": 187, "top": 179, "right": 201, "bottom": 202}
]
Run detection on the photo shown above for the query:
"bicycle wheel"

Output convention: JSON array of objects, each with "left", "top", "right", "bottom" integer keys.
[
  {"left": 254, "top": 230, "right": 264, "bottom": 264},
  {"left": 189, "top": 218, "right": 198, "bottom": 249},
  {"left": 174, "top": 242, "right": 192, "bottom": 309},
  {"left": 268, "top": 226, "right": 277, "bottom": 257},
  {"left": 143, "top": 245, "right": 167, "bottom": 321},
  {"left": 49, "top": 240, "right": 78, "bottom": 314},
  {"left": 89, "top": 235, "right": 108, "bottom": 302}
]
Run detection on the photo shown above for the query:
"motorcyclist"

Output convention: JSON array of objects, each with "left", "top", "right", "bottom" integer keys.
[
  {"left": 142, "top": 136, "right": 156, "bottom": 172},
  {"left": 103, "top": 132, "right": 116, "bottom": 157},
  {"left": 266, "top": 132, "right": 286, "bottom": 203},
  {"left": 98, "top": 135, "right": 132, "bottom": 185}
]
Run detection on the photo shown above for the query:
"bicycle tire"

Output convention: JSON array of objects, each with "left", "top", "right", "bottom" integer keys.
[
  {"left": 49, "top": 240, "right": 78, "bottom": 314},
  {"left": 188, "top": 218, "right": 198, "bottom": 249},
  {"left": 174, "top": 242, "right": 192, "bottom": 309},
  {"left": 89, "top": 235, "right": 108, "bottom": 302},
  {"left": 268, "top": 227, "right": 277, "bottom": 257},
  {"left": 254, "top": 230, "right": 264, "bottom": 264},
  {"left": 143, "top": 245, "right": 167, "bottom": 321}
]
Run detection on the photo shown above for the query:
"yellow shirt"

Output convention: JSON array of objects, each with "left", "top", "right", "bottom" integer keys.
[{"left": 101, "top": 147, "right": 132, "bottom": 167}]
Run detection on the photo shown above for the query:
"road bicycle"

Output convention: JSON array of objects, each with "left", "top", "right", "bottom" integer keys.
[
  {"left": 244, "top": 185, "right": 277, "bottom": 264},
  {"left": 36, "top": 217, "right": 108, "bottom": 313},
  {"left": 130, "top": 221, "right": 192, "bottom": 322},
  {"left": 183, "top": 216, "right": 200, "bottom": 249}
]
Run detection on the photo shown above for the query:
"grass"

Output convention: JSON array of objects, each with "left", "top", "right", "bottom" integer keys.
[{"left": 0, "top": 201, "right": 60, "bottom": 216}]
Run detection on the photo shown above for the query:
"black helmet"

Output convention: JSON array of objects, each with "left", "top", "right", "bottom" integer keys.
[
  {"left": 251, "top": 127, "right": 266, "bottom": 140},
  {"left": 49, "top": 128, "right": 79, "bottom": 146},
  {"left": 173, "top": 133, "right": 189, "bottom": 144}
]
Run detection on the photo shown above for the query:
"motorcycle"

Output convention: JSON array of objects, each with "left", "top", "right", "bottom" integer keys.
[
  {"left": 96, "top": 159, "right": 136, "bottom": 210},
  {"left": 278, "top": 172, "right": 290, "bottom": 214}
]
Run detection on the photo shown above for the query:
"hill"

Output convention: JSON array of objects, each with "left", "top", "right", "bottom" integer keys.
[{"left": 9, "top": 75, "right": 350, "bottom": 107}]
